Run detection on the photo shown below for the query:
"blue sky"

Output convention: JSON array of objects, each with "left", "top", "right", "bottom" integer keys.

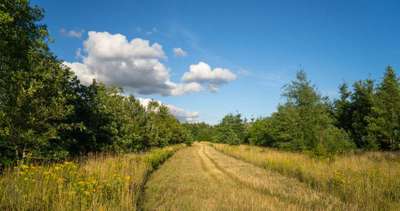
[{"left": 32, "top": 0, "right": 400, "bottom": 124}]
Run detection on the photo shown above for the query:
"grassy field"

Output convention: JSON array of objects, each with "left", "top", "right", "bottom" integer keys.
[
  {"left": 212, "top": 143, "right": 400, "bottom": 210},
  {"left": 1, "top": 142, "right": 398, "bottom": 210},
  {"left": 0, "top": 145, "right": 184, "bottom": 211},
  {"left": 142, "top": 142, "right": 349, "bottom": 210}
]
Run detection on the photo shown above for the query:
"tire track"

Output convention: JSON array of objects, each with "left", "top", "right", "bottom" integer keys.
[
  {"left": 200, "top": 143, "right": 344, "bottom": 210},
  {"left": 142, "top": 143, "right": 345, "bottom": 210},
  {"left": 197, "top": 144, "right": 222, "bottom": 184},
  {"left": 200, "top": 144, "right": 306, "bottom": 208}
]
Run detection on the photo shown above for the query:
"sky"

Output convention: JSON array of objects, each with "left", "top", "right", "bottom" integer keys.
[{"left": 32, "top": 0, "right": 400, "bottom": 124}]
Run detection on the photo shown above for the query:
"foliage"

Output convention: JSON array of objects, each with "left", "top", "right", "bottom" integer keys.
[
  {"left": 332, "top": 66, "right": 400, "bottom": 150},
  {"left": 183, "top": 122, "right": 215, "bottom": 142},
  {"left": 213, "top": 114, "right": 247, "bottom": 145},
  {"left": 0, "top": 0, "right": 80, "bottom": 165},
  {"left": 367, "top": 66, "right": 400, "bottom": 150},
  {"left": 246, "top": 71, "right": 353, "bottom": 155},
  {"left": 348, "top": 79, "right": 376, "bottom": 148}
]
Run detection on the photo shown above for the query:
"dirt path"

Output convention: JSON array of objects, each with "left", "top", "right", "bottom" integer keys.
[{"left": 141, "top": 143, "right": 344, "bottom": 210}]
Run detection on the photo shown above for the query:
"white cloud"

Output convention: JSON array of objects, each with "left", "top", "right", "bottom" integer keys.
[
  {"left": 167, "top": 81, "right": 203, "bottom": 96},
  {"left": 173, "top": 48, "right": 187, "bottom": 57},
  {"left": 65, "top": 31, "right": 202, "bottom": 96},
  {"left": 182, "top": 62, "right": 237, "bottom": 91},
  {"left": 138, "top": 98, "right": 199, "bottom": 122},
  {"left": 60, "top": 28, "right": 84, "bottom": 38},
  {"left": 65, "top": 31, "right": 235, "bottom": 96},
  {"left": 64, "top": 61, "right": 96, "bottom": 85}
]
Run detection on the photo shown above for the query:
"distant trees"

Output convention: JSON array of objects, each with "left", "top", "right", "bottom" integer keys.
[
  {"left": 246, "top": 71, "right": 353, "bottom": 155},
  {"left": 183, "top": 122, "right": 214, "bottom": 142},
  {"left": 213, "top": 114, "right": 247, "bottom": 145},
  {"left": 0, "top": 1, "right": 191, "bottom": 167},
  {"left": 144, "top": 101, "right": 192, "bottom": 147},
  {"left": 197, "top": 67, "right": 400, "bottom": 155}
]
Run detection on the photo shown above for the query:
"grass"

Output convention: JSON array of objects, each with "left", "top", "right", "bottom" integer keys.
[
  {"left": 143, "top": 143, "right": 347, "bottom": 210},
  {"left": 0, "top": 145, "right": 184, "bottom": 211},
  {"left": 212, "top": 143, "right": 400, "bottom": 210}
]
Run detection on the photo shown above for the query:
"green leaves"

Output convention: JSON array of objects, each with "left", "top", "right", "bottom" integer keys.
[
  {"left": 367, "top": 66, "right": 400, "bottom": 150},
  {"left": 213, "top": 114, "right": 246, "bottom": 145}
]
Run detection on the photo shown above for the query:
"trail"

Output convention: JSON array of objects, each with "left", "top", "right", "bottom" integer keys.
[{"left": 141, "top": 143, "right": 344, "bottom": 210}]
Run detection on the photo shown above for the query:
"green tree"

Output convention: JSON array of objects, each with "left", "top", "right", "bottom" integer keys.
[
  {"left": 247, "top": 118, "right": 274, "bottom": 146},
  {"left": 333, "top": 83, "right": 353, "bottom": 132},
  {"left": 349, "top": 79, "right": 376, "bottom": 149},
  {"left": 144, "top": 100, "right": 189, "bottom": 147},
  {"left": 183, "top": 122, "right": 215, "bottom": 142},
  {"left": 367, "top": 66, "right": 400, "bottom": 150},
  {"left": 277, "top": 71, "right": 352, "bottom": 154},
  {"left": 214, "top": 114, "right": 246, "bottom": 145},
  {"left": 0, "top": 0, "right": 79, "bottom": 165}
]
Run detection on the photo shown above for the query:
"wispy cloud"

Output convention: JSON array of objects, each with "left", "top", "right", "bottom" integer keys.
[
  {"left": 60, "top": 28, "right": 84, "bottom": 38},
  {"left": 173, "top": 47, "right": 187, "bottom": 57}
]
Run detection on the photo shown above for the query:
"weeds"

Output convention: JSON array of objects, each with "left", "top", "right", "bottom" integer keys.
[
  {"left": 0, "top": 145, "right": 184, "bottom": 210},
  {"left": 213, "top": 143, "right": 400, "bottom": 210}
]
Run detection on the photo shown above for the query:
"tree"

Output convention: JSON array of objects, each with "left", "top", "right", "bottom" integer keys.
[
  {"left": 214, "top": 114, "right": 246, "bottom": 145},
  {"left": 333, "top": 83, "right": 353, "bottom": 132},
  {"left": 247, "top": 118, "right": 274, "bottom": 146},
  {"left": 144, "top": 100, "right": 190, "bottom": 147},
  {"left": 183, "top": 122, "right": 215, "bottom": 142},
  {"left": 367, "top": 66, "right": 400, "bottom": 150},
  {"left": 348, "top": 79, "right": 376, "bottom": 149},
  {"left": 277, "top": 71, "right": 352, "bottom": 154},
  {"left": 0, "top": 0, "right": 79, "bottom": 164}
]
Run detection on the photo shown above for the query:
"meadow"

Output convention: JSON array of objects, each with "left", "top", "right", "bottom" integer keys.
[
  {"left": 143, "top": 143, "right": 348, "bottom": 210},
  {"left": 212, "top": 143, "right": 400, "bottom": 210},
  {"left": 0, "top": 145, "right": 184, "bottom": 211}
]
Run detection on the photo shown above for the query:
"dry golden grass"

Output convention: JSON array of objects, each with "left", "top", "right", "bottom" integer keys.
[
  {"left": 0, "top": 145, "right": 184, "bottom": 211},
  {"left": 213, "top": 143, "right": 400, "bottom": 210},
  {"left": 142, "top": 142, "right": 348, "bottom": 210}
]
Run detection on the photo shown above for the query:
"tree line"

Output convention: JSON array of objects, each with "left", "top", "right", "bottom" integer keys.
[
  {"left": 0, "top": 0, "right": 191, "bottom": 168},
  {"left": 186, "top": 68, "right": 400, "bottom": 155}
]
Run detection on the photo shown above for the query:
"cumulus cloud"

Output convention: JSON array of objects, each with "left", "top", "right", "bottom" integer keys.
[
  {"left": 138, "top": 98, "right": 199, "bottom": 122},
  {"left": 64, "top": 31, "right": 203, "bottom": 96},
  {"left": 65, "top": 31, "right": 235, "bottom": 96},
  {"left": 182, "top": 62, "right": 237, "bottom": 92},
  {"left": 60, "top": 28, "right": 84, "bottom": 38},
  {"left": 173, "top": 48, "right": 187, "bottom": 57}
]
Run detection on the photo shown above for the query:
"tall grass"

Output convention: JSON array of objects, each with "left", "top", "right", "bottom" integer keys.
[
  {"left": 212, "top": 143, "right": 400, "bottom": 210},
  {"left": 0, "top": 145, "right": 184, "bottom": 210}
]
